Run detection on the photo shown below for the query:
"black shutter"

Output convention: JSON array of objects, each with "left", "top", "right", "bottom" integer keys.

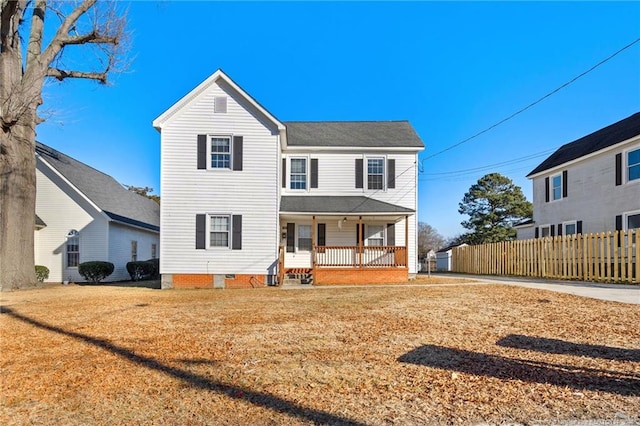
[
  {"left": 317, "top": 223, "right": 326, "bottom": 246},
  {"left": 615, "top": 215, "right": 623, "bottom": 247},
  {"left": 232, "top": 136, "right": 243, "bottom": 171},
  {"left": 535, "top": 227, "right": 539, "bottom": 238},
  {"left": 557, "top": 224, "right": 562, "bottom": 236},
  {"left": 282, "top": 158, "right": 286, "bottom": 188},
  {"left": 197, "top": 135, "right": 207, "bottom": 170},
  {"left": 355, "top": 159, "right": 363, "bottom": 189},
  {"left": 195, "top": 214, "right": 206, "bottom": 249},
  {"left": 562, "top": 170, "right": 568, "bottom": 198},
  {"left": 286, "top": 223, "right": 295, "bottom": 253},
  {"left": 577, "top": 220, "right": 583, "bottom": 234},
  {"left": 232, "top": 215, "right": 242, "bottom": 250},
  {"left": 550, "top": 224, "right": 555, "bottom": 237},
  {"left": 310, "top": 158, "right": 318, "bottom": 189},
  {"left": 545, "top": 177, "right": 550, "bottom": 202},
  {"left": 615, "top": 153, "right": 622, "bottom": 186},
  {"left": 387, "top": 159, "right": 396, "bottom": 189},
  {"left": 387, "top": 223, "right": 395, "bottom": 246}
]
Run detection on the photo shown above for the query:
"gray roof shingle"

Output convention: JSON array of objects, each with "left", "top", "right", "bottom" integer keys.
[
  {"left": 280, "top": 196, "right": 414, "bottom": 214},
  {"left": 36, "top": 142, "right": 160, "bottom": 232},
  {"left": 528, "top": 112, "right": 640, "bottom": 177},
  {"left": 284, "top": 121, "right": 424, "bottom": 148}
]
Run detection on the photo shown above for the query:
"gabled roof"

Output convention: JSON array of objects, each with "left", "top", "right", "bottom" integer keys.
[
  {"left": 280, "top": 196, "right": 414, "bottom": 215},
  {"left": 36, "top": 142, "right": 160, "bottom": 232},
  {"left": 528, "top": 112, "right": 640, "bottom": 177},
  {"left": 436, "top": 243, "right": 467, "bottom": 253},
  {"left": 152, "top": 69, "right": 285, "bottom": 132},
  {"left": 284, "top": 121, "right": 424, "bottom": 149}
]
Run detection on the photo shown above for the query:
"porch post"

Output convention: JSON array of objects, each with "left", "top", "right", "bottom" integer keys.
[
  {"left": 359, "top": 215, "right": 363, "bottom": 269},
  {"left": 312, "top": 215, "right": 316, "bottom": 270},
  {"left": 405, "top": 215, "right": 409, "bottom": 268}
]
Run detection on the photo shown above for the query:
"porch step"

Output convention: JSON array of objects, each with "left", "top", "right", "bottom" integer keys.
[{"left": 281, "top": 268, "right": 313, "bottom": 286}]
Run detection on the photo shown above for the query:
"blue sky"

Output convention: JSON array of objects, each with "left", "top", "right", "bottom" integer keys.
[{"left": 36, "top": 1, "right": 640, "bottom": 239}]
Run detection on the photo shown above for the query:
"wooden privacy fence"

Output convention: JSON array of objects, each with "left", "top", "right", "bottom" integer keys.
[{"left": 451, "top": 230, "right": 639, "bottom": 283}]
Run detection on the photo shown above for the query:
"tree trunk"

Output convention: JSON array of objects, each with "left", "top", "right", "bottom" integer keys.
[{"left": 0, "top": 120, "right": 37, "bottom": 290}]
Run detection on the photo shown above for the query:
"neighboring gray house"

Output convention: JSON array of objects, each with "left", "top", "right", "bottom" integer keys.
[
  {"left": 518, "top": 112, "right": 640, "bottom": 239},
  {"left": 35, "top": 142, "right": 160, "bottom": 282}
]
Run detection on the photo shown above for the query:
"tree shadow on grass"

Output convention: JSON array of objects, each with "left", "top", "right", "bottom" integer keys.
[
  {"left": 398, "top": 344, "right": 639, "bottom": 396},
  {"left": 496, "top": 334, "right": 640, "bottom": 362},
  {"left": 0, "top": 306, "right": 365, "bottom": 426}
]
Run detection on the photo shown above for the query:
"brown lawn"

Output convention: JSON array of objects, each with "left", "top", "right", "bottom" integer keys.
[{"left": 1, "top": 282, "right": 638, "bottom": 425}]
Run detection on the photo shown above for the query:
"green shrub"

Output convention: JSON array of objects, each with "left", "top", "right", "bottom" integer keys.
[
  {"left": 125, "top": 259, "right": 160, "bottom": 281},
  {"left": 78, "top": 261, "right": 114, "bottom": 283},
  {"left": 35, "top": 265, "right": 49, "bottom": 282},
  {"left": 126, "top": 260, "right": 155, "bottom": 281}
]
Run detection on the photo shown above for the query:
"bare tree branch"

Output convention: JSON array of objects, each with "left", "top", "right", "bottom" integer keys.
[
  {"left": 59, "top": 31, "right": 118, "bottom": 46},
  {"left": 46, "top": 67, "right": 107, "bottom": 83}
]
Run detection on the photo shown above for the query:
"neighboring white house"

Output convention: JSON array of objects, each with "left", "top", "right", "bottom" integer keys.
[
  {"left": 153, "top": 69, "right": 424, "bottom": 288},
  {"left": 35, "top": 143, "right": 160, "bottom": 282},
  {"left": 518, "top": 112, "right": 640, "bottom": 240}
]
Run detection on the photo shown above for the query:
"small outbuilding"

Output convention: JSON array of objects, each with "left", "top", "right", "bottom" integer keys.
[{"left": 436, "top": 244, "right": 467, "bottom": 271}]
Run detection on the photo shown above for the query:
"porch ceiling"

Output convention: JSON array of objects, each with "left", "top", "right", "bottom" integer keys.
[{"left": 280, "top": 196, "right": 414, "bottom": 215}]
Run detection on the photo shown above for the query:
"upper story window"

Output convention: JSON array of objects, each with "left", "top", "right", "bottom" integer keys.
[
  {"left": 66, "top": 230, "right": 80, "bottom": 268},
  {"left": 628, "top": 148, "right": 640, "bottom": 182},
  {"left": 290, "top": 158, "right": 307, "bottom": 190},
  {"left": 209, "top": 215, "right": 230, "bottom": 247},
  {"left": 210, "top": 137, "right": 231, "bottom": 169},
  {"left": 552, "top": 174, "right": 562, "bottom": 201},
  {"left": 367, "top": 158, "right": 384, "bottom": 190}
]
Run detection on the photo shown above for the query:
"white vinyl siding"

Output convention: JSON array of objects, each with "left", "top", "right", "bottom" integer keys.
[
  {"left": 159, "top": 79, "right": 279, "bottom": 275},
  {"left": 108, "top": 224, "right": 159, "bottom": 281}
]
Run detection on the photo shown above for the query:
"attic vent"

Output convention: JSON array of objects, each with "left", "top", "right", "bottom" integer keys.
[
  {"left": 214, "top": 96, "right": 227, "bottom": 113},
  {"left": 35, "top": 144, "right": 60, "bottom": 160}
]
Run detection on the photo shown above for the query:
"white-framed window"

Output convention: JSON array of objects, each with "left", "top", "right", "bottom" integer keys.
[
  {"left": 551, "top": 173, "right": 562, "bottom": 201},
  {"left": 151, "top": 243, "right": 157, "bottom": 259},
  {"left": 539, "top": 225, "right": 551, "bottom": 238},
  {"left": 298, "top": 225, "right": 312, "bottom": 251},
  {"left": 367, "top": 158, "right": 384, "bottom": 190},
  {"left": 66, "top": 230, "right": 79, "bottom": 268},
  {"left": 209, "top": 215, "right": 230, "bottom": 248},
  {"left": 563, "top": 221, "right": 577, "bottom": 235},
  {"left": 131, "top": 241, "right": 138, "bottom": 261},
  {"left": 290, "top": 158, "right": 307, "bottom": 190},
  {"left": 209, "top": 136, "right": 231, "bottom": 169},
  {"left": 366, "top": 225, "right": 385, "bottom": 246},
  {"left": 627, "top": 147, "right": 640, "bottom": 183},
  {"left": 624, "top": 210, "right": 640, "bottom": 230}
]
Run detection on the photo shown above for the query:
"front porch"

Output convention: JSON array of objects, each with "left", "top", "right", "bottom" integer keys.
[{"left": 278, "top": 213, "right": 411, "bottom": 285}]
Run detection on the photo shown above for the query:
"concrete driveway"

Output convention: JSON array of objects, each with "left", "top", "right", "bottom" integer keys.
[{"left": 431, "top": 273, "right": 640, "bottom": 304}]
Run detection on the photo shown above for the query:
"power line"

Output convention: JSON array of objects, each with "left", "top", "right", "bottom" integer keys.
[
  {"left": 420, "top": 36, "right": 640, "bottom": 164},
  {"left": 420, "top": 148, "right": 554, "bottom": 177}
]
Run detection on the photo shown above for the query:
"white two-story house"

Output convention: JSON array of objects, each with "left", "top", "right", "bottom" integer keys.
[
  {"left": 153, "top": 70, "right": 424, "bottom": 288},
  {"left": 517, "top": 112, "right": 640, "bottom": 240}
]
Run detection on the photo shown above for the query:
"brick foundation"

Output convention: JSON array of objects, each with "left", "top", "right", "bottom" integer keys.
[
  {"left": 224, "top": 274, "right": 265, "bottom": 289},
  {"left": 172, "top": 274, "right": 213, "bottom": 289},
  {"left": 171, "top": 274, "right": 266, "bottom": 289},
  {"left": 314, "top": 268, "right": 408, "bottom": 285}
]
